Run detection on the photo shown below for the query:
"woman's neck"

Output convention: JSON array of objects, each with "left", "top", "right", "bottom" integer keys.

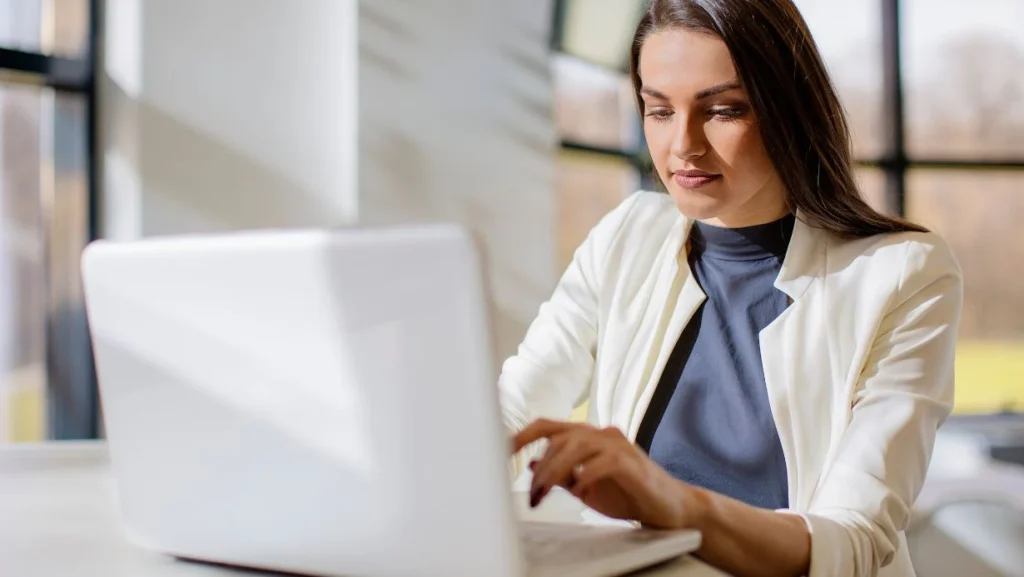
[{"left": 702, "top": 179, "right": 790, "bottom": 228}]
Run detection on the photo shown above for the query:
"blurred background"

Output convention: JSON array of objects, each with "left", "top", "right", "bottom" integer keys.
[
  {"left": 0, "top": 0, "right": 1022, "bottom": 572},
  {"left": 7, "top": 0, "right": 1020, "bottom": 438}
]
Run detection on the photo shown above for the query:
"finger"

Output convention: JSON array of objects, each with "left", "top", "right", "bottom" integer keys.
[
  {"left": 512, "top": 418, "right": 573, "bottom": 453},
  {"left": 531, "top": 432, "right": 601, "bottom": 498},
  {"left": 568, "top": 451, "right": 631, "bottom": 500}
]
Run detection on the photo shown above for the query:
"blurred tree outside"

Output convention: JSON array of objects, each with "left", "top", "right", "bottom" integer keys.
[{"left": 905, "top": 33, "right": 1024, "bottom": 412}]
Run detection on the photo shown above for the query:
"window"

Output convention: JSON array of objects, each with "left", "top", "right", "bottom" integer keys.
[
  {"left": 899, "top": 0, "right": 1024, "bottom": 413},
  {"left": 553, "top": 54, "right": 639, "bottom": 152},
  {"left": 0, "top": 85, "right": 46, "bottom": 441},
  {"left": 909, "top": 171, "right": 1024, "bottom": 413},
  {"left": 902, "top": 0, "right": 1024, "bottom": 159},
  {"left": 792, "top": 0, "right": 886, "bottom": 159},
  {"left": 551, "top": 32, "right": 643, "bottom": 278},
  {"left": 854, "top": 169, "right": 889, "bottom": 214},
  {"left": 556, "top": 151, "right": 639, "bottom": 270},
  {"left": 0, "top": 0, "right": 96, "bottom": 442},
  {"left": 558, "top": 0, "right": 646, "bottom": 70},
  {"left": 0, "top": 0, "right": 90, "bottom": 57}
]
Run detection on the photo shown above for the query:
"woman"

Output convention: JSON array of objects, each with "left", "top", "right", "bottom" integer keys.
[{"left": 502, "top": 1, "right": 962, "bottom": 577}]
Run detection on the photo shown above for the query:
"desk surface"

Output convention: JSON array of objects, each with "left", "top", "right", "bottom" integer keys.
[{"left": 0, "top": 442, "right": 725, "bottom": 577}]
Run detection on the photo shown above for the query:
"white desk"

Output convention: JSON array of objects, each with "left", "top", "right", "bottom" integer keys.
[{"left": 0, "top": 442, "right": 726, "bottom": 577}]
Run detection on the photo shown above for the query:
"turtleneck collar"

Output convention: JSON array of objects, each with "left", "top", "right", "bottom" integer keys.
[{"left": 691, "top": 213, "right": 796, "bottom": 262}]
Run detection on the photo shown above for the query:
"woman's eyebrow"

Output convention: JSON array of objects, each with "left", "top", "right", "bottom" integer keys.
[
  {"left": 640, "top": 81, "right": 743, "bottom": 101},
  {"left": 695, "top": 81, "right": 742, "bottom": 100}
]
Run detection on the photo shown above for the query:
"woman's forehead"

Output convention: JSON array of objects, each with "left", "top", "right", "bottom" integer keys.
[{"left": 638, "top": 30, "right": 740, "bottom": 97}]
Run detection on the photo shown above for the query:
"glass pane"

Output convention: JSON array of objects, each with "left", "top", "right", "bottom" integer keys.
[
  {"left": 51, "top": 0, "right": 91, "bottom": 56},
  {"left": 854, "top": 167, "right": 888, "bottom": 214},
  {"left": 556, "top": 150, "right": 639, "bottom": 270},
  {"left": 0, "top": 0, "right": 41, "bottom": 53},
  {"left": 903, "top": 0, "right": 1024, "bottom": 159},
  {"left": 0, "top": 84, "right": 46, "bottom": 442},
  {"left": 0, "top": 0, "right": 89, "bottom": 57},
  {"left": 907, "top": 170, "right": 1024, "bottom": 414},
  {"left": 560, "top": 0, "right": 645, "bottom": 70},
  {"left": 553, "top": 54, "right": 639, "bottom": 151},
  {"left": 792, "top": 0, "right": 885, "bottom": 159}
]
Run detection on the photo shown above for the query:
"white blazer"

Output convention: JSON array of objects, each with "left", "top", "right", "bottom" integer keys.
[{"left": 498, "top": 191, "right": 962, "bottom": 577}]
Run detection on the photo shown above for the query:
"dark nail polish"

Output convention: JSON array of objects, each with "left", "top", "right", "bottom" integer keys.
[
  {"left": 529, "top": 460, "right": 538, "bottom": 470},
  {"left": 529, "top": 486, "right": 542, "bottom": 508}
]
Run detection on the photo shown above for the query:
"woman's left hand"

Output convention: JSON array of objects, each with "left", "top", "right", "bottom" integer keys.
[{"left": 512, "top": 419, "right": 701, "bottom": 530}]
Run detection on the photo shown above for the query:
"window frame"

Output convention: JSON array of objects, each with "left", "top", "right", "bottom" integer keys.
[{"left": 0, "top": 0, "right": 100, "bottom": 439}]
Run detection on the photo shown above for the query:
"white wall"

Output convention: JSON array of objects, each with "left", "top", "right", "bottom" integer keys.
[
  {"left": 101, "top": 0, "right": 557, "bottom": 362},
  {"left": 357, "top": 1, "right": 557, "bottom": 357},
  {"left": 102, "top": 0, "right": 359, "bottom": 237}
]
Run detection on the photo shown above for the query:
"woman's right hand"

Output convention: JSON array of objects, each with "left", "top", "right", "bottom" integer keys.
[{"left": 513, "top": 419, "right": 704, "bottom": 530}]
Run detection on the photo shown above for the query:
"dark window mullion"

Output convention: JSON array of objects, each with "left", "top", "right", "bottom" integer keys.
[
  {"left": 881, "top": 0, "right": 907, "bottom": 217},
  {"left": 858, "top": 159, "right": 1024, "bottom": 171},
  {"left": 82, "top": 0, "right": 102, "bottom": 438},
  {"left": 0, "top": 47, "right": 91, "bottom": 92},
  {"left": 560, "top": 139, "right": 647, "bottom": 168},
  {"left": 86, "top": 0, "right": 101, "bottom": 243},
  {"left": 551, "top": 0, "right": 567, "bottom": 51}
]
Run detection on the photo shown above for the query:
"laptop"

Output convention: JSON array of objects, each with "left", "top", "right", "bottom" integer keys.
[{"left": 80, "top": 224, "right": 700, "bottom": 577}]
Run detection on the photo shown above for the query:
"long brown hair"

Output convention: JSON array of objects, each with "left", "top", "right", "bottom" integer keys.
[{"left": 630, "top": 0, "right": 926, "bottom": 238}]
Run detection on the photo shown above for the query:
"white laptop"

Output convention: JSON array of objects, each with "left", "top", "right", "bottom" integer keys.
[{"left": 80, "top": 224, "right": 700, "bottom": 577}]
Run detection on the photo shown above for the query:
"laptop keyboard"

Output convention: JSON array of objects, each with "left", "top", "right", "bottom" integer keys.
[{"left": 520, "top": 520, "right": 673, "bottom": 567}]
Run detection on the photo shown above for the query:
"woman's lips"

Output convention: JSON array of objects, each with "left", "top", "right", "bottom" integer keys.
[{"left": 673, "top": 171, "right": 722, "bottom": 189}]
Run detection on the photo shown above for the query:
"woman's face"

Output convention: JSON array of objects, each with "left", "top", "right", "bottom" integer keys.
[{"left": 639, "top": 28, "right": 788, "bottom": 227}]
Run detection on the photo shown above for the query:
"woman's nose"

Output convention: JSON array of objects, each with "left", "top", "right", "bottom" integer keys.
[{"left": 669, "top": 115, "right": 707, "bottom": 160}]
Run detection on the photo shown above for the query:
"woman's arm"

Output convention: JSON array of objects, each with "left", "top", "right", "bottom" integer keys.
[
  {"left": 514, "top": 420, "right": 811, "bottom": 577},
  {"left": 682, "top": 485, "right": 810, "bottom": 577},
  {"left": 796, "top": 237, "right": 962, "bottom": 577},
  {"left": 499, "top": 193, "right": 642, "bottom": 473}
]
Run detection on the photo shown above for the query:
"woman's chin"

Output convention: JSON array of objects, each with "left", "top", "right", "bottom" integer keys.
[{"left": 668, "top": 190, "right": 730, "bottom": 221}]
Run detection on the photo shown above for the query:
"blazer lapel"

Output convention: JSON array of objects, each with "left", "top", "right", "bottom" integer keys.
[
  {"left": 773, "top": 212, "right": 824, "bottom": 300},
  {"left": 625, "top": 216, "right": 707, "bottom": 441},
  {"left": 760, "top": 214, "right": 832, "bottom": 511}
]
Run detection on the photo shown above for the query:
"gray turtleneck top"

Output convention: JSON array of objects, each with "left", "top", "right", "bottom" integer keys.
[{"left": 635, "top": 214, "right": 795, "bottom": 510}]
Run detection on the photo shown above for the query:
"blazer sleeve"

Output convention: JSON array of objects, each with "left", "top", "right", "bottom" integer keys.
[
  {"left": 498, "top": 192, "right": 641, "bottom": 472},
  {"left": 802, "top": 235, "right": 963, "bottom": 577}
]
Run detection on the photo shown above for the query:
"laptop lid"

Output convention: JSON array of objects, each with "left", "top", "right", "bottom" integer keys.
[{"left": 81, "top": 225, "right": 524, "bottom": 577}]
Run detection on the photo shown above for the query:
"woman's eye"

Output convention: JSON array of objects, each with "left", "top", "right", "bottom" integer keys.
[
  {"left": 709, "top": 107, "right": 745, "bottom": 119},
  {"left": 645, "top": 109, "right": 673, "bottom": 122}
]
